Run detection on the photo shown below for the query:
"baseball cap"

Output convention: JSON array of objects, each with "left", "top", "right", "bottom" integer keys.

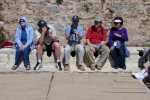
[
  {"left": 37, "top": 20, "right": 47, "bottom": 28},
  {"left": 94, "top": 16, "right": 103, "bottom": 22},
  {"left": 72, "top": 15, "right": 79, "bottom": 21}
]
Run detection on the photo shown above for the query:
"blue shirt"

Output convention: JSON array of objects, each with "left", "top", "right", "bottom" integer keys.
[
  {"left": 65, "top": 25, "right": 84, "bottom": 41},
  {"left": 21, "top": 29, "right": 27, "bottom": 45}
]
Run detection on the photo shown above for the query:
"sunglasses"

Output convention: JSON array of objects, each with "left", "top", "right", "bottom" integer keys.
[{"left": 20, "top": 20, "right": 25, "bottom": 23}]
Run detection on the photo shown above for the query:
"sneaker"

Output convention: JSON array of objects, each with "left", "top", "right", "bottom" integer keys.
[
  {"left": 34, "top": 62, "right": 42, "bottom": 70},
  {"left": 64, "top": 64, "right": 70, "bottom": 71},
  {"left": 12, "top": 65, "right": 18, "bottom": 70},
  {"left": 26, "top": 65, "right": 31, "bottom": 70},
  {"left": 96, "top": 65, "right": 102, "bottom": 70},
  {"left": 90, "top": 64, "right": 95, "bottom": 70},
  {"left": 56, "top": 61, "right": 62, "bottom": 71},
  {"left": 134, "top": 72, "right": 148, "bottom": 80},
  {"left": 78, "top": 65, "right": 85, "bottom": 71},
  {"left": 122, "top": 66, "right": 126, "bottom": 70},
  {"left": 132, "top": 69, "right": 146, "bottom": 76}
]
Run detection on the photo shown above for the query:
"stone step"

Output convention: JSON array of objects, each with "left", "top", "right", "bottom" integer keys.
[{"left": 0, "top": 47, "right": 147, "bottom": 72}]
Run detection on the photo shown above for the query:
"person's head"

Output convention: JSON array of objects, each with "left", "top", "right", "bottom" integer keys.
[
  {"left": 37, "top": 20, "right": 47, "bottom": 29},
  {"left": 72, "top": 15, "right": 79, "bottom": 26},
  {"left": 94, "top": 15, "right": 103, "bottom": 29},
  {"left": 19, "top": 16, "right": 29, "bottom": 29},
  {"left": 19, "top": 19, "right": 26, "bottom": 28},
  {"left": 113, "top": 17, "right": 123, "bottom": 29}
]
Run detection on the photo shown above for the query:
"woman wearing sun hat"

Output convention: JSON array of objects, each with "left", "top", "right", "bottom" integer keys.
[{"left": 108, "top": 16, "right": 128, "bottom": 70}]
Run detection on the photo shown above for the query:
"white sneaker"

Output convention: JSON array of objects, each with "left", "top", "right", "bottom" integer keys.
[
  {"left": 132, "top": 69, "right": 145, "bottom": 76},
  {"left": 134, "top": 71, "right": 148, "bottom": 80}
]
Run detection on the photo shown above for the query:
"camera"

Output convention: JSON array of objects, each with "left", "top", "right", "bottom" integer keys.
[
  {"left": 70, "top": 28, "right": 75, "bottom": 34},
  {"left": 70, "top": 46, "right": 76, "bottom": 57},
  {"left": 137, "top": 50, "right": 144, "bottom": 57}
]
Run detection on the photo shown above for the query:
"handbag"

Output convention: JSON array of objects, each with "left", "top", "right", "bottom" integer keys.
[{"left": 125, "top": 46, "right": 130, "bottom": 57}]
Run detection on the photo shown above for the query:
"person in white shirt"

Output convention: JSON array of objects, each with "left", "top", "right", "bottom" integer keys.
[{"left": 34, "top": 20, "right": 62, "bottom": 71}]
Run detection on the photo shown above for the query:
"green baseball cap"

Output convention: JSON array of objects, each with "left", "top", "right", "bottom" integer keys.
[
  {"left": 37, "top": 20, "right": 47, "bottom": 28},
  {"left": 94, "top": 16, "right": 103, "bottom": 22}
]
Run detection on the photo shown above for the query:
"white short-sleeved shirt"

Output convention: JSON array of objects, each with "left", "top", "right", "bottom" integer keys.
[{"left": 35, "top": 24, "right": 57, "bottom": 45}]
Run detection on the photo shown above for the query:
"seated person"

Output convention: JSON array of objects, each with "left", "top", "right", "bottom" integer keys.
[
  {"left": 84, "top": 15, "right": 110, "bottom": 70},
  {"left": 12, "top": 16, "right": 34, "bottom": 70},
  {"left": 64, "top": 15, "right": 85, "bottom": 71},
  {"left": 34, "top": 20, "right": 62, "bottom": 71}
]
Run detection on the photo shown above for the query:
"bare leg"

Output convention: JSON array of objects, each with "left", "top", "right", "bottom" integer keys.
[{"left": 52, "top": 42, "right": 61, "bottom": 61}]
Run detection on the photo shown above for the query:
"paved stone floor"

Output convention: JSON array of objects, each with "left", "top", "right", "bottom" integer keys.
[{"left": 0, "top": 72, "right": 149, "bottom": 100}]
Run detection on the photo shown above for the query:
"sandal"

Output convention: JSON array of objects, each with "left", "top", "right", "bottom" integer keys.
[{"left": 12, "top": 65, "right": 18, "bottom": 70}]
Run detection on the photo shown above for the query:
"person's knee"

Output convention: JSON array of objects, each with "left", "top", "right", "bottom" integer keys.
[
  {"left": 84, "top": 45, "right": 90, "bottom": 52},
  {"left": 37, "top": 44, "right": 43, "bottom": 50},
  {"left": 53, "top": 42, "right": 60, "bottom": 50}
]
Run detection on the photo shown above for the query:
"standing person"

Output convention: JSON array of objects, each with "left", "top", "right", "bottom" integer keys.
[
  {"left": 34, "top": 20, "right": 62, "bottom": 71},
  {"left": 64, "top": 15, "right": 85, "bottom": 71},
  {"left": 109, "top": 17, "right": 128, "bottom": 70},
  {"left": 85, "top": 15, "right": 110, "bottom": 70},
  {"left": 12, "top": 16, "right": 34, "bottom": 70}
]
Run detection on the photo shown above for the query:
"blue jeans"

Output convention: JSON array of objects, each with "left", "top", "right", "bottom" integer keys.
[
  {"left": 14, "top": 46, "right": 31, "bottom": 66},
  {"left": 111, "top": 44, "right": 126, "bottom": 68}
]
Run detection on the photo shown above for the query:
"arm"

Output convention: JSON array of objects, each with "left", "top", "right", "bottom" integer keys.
[
  {"left": 101, "top": 28, "right": 107, "bottom": 46},
  {"left": 25, "top": 27, "right": 34, "bottom": 47},
  {"left": 48, "top": 26, "right": 58, "bottom": 42},
  {"left": 121, "top": 28, "right": 128, "bottom": 41},
  {"left": 108, "top": 29, "right": 114, "bottom": 48},
  {"left": 74, "top": 26, "right": 84, "bottom": 40},
  {"left": 16, "top": 28, "right": 23, "bottom": 47},
  {"left": 65, "top": 26, "right": 72, "bottom": 40},
  {"left": 86, "top": 27, "right": 96, "bottom": 52}
]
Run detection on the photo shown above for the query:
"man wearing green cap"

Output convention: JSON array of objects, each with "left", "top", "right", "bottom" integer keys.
[
  {"left": 34, "top": 20, "right": 62, "bottom": 71},
  {"left": 84, "top": 15, "right": 110, "bottom": 70}
]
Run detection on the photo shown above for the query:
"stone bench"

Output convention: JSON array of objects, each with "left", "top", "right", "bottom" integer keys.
[{"left": 0, "top": 47, "right": 147, "bottom": 72}]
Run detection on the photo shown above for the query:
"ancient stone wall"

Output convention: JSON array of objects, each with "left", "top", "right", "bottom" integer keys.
[{"left": 0, "top": 0, "right": 150, "bottom": 46}]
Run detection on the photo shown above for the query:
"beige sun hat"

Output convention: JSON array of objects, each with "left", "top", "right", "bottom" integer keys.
[{"left": 94, "top": 15, "right": 103, "bottom": 22}]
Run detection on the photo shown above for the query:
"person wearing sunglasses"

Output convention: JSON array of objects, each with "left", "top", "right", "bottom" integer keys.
[
  {"left": 34, "top": 20, "right": 62, "bottom": 71},
  {"left": 12, "top": 16, "right": 34, "bottom": 70},
  {"left": 84, "top": 15, "right": 110, "bottom": 70},
  {"left": 108, "top": 17, "right": 128, "bottom": 70}
]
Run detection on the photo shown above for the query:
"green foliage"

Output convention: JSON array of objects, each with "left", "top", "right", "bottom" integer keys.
[
  {"left": 56, "top": 0, "right": 63, "bottom": 5},
  {"left": 107, "top": 8, "right": 115, "bottom": 14}
]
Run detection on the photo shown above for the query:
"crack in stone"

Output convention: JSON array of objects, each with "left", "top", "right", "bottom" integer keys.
[{"left": 46, "top": 72, "right": 55, "bottom": 100}]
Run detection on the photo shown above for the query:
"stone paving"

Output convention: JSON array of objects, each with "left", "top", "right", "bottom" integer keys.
[{"left": 0, "top": 72, "right": 149, "bottom": 100}]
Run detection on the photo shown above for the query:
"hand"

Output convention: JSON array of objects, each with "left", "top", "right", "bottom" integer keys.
[
  {"left": 90, "top": 45, "right": 96, "bottom": 53},
  {"left": 20, "top": 45, "right": 26, "bottom": 51},
  {"left": 101, "top": 41, "right": 105, "bottom": 47},
  {"left": 41, "top": 26, "right": 47, "bottom": 35},
  {"left": 114, "top": 33, "right": 121, "bottom": 37},
  {"left": 73, "top": 29, "right": 78, "bottom": 34},
  {"left": 110, "top": 46, "right": 115, "bottom": 51}
]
